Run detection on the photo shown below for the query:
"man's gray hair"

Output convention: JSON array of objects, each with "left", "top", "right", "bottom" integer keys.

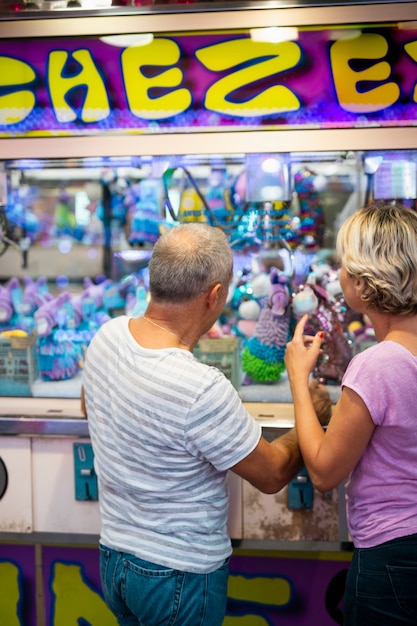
[{"left": 149, "top": 223, "right": 233, "bottom": 303}]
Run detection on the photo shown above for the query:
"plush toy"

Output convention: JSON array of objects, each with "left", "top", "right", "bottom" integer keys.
[
  {"left": 293, "top": 167, "right": 326, "bottom": 248},
  {"left": 227, "top": 254, "right": 275, "bottom": 339},
  {"left": 54, "top": 190, "right": 77, "bottom": 235},
  {"left": 241, "top": 269, "right": 291, "bottom": 384},
  {"left": 71, "top": 277, "right": 119, "bottom": 330},
  {"left": 0, "top": 277, "right": 36, "bottom": 330},
  {"left": 128, "top": 285, "right": 148, "bottom": 318},
  {"left": 0, "top": 281, "right": 14, "bottom": 325},
  {"left": 291, "top": 284, "right": 319, "bottom": 318},
  {"left": 21, "top": 276, "right": 49, "bottom": 316},
  {"left": 292, "top": 282, "right": 353, "bottom": 385},
  {"left": 81, "top": 277, "right": 110, "bottom": 310},
  {"left": 205, "top": 168, "right": 235, "bottom": 229},
  {"left": 32, "top": 291, "right": 82, "bottom": 380},
  {"left": 34, "top": 291, "right": 89, "bottom": 381},
  {"left": 228, "top": 276, "right": 260, "bottom": 339},
  {"left": 126, "top": 179, "right": 169, "bottom": 245},
  {"left": 34, "top": 292, "right": 72, "bottom": 338}
]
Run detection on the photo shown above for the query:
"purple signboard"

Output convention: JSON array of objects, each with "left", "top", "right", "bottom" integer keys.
[{"left": 0, "top": 23, "right": 416, "bottom": 138}]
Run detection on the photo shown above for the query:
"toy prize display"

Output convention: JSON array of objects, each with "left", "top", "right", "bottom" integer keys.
[{"left": 0, "top": 155, "right": 364, "bottom": 397}]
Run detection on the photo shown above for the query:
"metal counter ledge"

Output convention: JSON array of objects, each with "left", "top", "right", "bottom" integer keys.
[
  {"left": 0, "top": 397, "right": 89, "bottom": 436},
  {"left": 0, "top": 397, "right": 296, "bottom": 437}
]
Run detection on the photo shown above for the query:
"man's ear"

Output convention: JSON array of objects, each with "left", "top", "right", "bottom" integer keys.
[{"left": 207, "top": 282, "right": 222, "bottom": 309}]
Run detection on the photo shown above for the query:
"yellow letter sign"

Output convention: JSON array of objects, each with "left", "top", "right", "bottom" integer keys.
[
  {"left": 0, "top": 57, "right": 36, "bottom": 125},
  {"left": 122, "top": 38, "right": 192, "bottom": 120},
  {"left": 195, "top": 38, "right": 301, "bottom": 117},
  {"left": 330, "top": 33, "right": 400, "bottom": 113},
  {"left": 48, "top": 49, "right": 110, "bottom": 123}
]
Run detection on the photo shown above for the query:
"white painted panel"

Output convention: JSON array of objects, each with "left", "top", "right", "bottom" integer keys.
[
  {"left": 242, "top": 481, "right": 339, "bottom": 542},
  {"left": 0, "top": 437, "right": 32, "bottom": 532},
  {"left": 32, "top": 437, "right": 101, "bottom": 534},
  {"left": 227, "top": 471, "right": 242, "bottom": 540}
]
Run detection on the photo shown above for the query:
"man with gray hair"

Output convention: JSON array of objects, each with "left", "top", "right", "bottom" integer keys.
[{"left": 82, "top": 223, "right": 303, "bottom": 626}]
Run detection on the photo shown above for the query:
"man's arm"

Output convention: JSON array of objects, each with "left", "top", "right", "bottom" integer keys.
[{"left": 230, "top": 428, "right": 303, "bottom": 494}]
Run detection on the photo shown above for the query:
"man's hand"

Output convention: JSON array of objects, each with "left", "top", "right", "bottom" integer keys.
[{"left": 309, "top": 378, "right": 332, "bottom": 426}]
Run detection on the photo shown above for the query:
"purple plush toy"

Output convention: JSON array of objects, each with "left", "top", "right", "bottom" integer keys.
[
  {"left": 34, "top": 292, "right": 84, "bottom": 381},
  {"left": 0, "top": 282, "right": 14, "bottom": 324},
  {"left": 241, "top": 268, "right": 291, "bottom": 384},
  {"left": 21, "top": 276, "right": 49, "bottom": 316}
]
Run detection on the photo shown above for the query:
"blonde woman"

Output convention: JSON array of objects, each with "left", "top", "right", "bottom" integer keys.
[{"left": 285, "top": 203, "right": 417, "bottom": 626}]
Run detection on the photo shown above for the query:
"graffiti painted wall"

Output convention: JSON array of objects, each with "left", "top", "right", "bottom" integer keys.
[{"left": 0, "top": 543, "right": 352, "bottom": 626}]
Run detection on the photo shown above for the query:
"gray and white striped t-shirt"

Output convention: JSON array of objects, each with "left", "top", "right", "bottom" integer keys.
[{"left": 83, "top": 316, "right": 261, "bottom": 574}]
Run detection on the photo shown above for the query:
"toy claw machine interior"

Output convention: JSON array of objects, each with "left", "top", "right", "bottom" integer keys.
[{"left": 0, "top": 0, "right": 417, "bottom": 546}]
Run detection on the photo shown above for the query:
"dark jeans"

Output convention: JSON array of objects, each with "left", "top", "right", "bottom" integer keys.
[
  {"left": 99, "top": 544, "right": 229, "bottom": 626},
  {"left": 344, "top": 533, "right": 417, "bottom": 626}
]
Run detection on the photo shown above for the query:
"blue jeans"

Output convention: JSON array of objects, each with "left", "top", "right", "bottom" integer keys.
[
  {"left": 344, "top": 533, "right": 417, "bottom": 626},
  {"left": 99, "top": 544, "right": 229, "bottom": 626}
]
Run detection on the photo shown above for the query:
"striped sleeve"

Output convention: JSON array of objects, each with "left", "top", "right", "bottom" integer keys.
[{"left": 185, "top": 370, "right": 261, "bottom": 471}]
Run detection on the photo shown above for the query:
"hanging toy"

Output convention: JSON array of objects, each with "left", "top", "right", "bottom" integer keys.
[
  {"left": 126, "top": 179, "right": 168, "bottom": 246},
  {"left": 162, "top": 165, "right": 249, "bottom": 238},
  {"left": 179, "top": 186, "right": 206, "bottom": 223},
  {"left": 163, "top": 167, "right": 207, "bottom": 224},
  {"left": 205, "top": 168, "right": 235, "bottom": 228},
  {"left": 54, "top": 189, "right": 77, "bottom": 235},
  {"left": 293, "top": 167, "right": 326, "bottom": 248}
]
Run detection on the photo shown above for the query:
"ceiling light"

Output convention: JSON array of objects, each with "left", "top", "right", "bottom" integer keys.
[{"left": 250, "top": 27, "right": 299, "bottom": 44}]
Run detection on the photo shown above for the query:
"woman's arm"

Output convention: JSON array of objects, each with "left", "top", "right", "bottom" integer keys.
[{"left": 285, "top": 315, "right": 375, "bottom": 492}]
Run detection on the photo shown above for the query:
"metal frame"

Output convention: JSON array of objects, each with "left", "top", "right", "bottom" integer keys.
[{"left": 0, "top": 0, "right": 416, "bottom": 22}]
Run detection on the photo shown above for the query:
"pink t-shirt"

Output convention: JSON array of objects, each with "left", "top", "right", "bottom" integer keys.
[{"left": 342, "top": 340, "right": 417, "bottom": 548}]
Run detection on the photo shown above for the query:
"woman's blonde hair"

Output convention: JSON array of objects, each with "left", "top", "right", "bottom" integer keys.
[{"left": 336, "top": 203, "right": 417, "bottom": 315}]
